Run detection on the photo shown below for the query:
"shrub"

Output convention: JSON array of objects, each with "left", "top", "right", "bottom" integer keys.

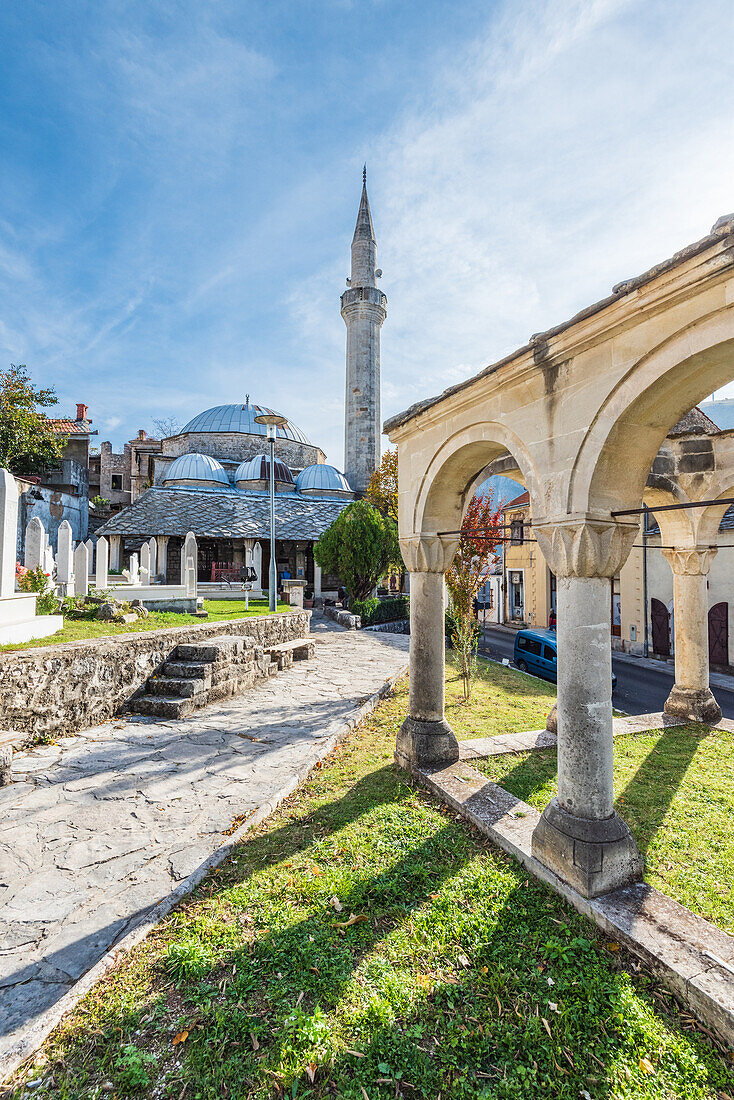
[
  {"left": 17, "top": 564, "right": 57, "bottom": 615},
  {"left": 352, "top": 595, "right": 409, "bottom": 626},
  {"left": 313, "top": 500, "right": 400, "bottom": 601}
]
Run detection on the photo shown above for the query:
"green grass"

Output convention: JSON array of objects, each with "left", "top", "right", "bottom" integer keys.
[
  {"left": 10, "top": 677, "right": 731, "bottom": 1099},
  {"left": 446, "top": 654, "right": 556, "bottom": 739},
  {"left": 476, "top": 723, "right": 734, "bottom": 936},
  {"left": 0, "top": 599, "right": 291, "bottom": 652}
]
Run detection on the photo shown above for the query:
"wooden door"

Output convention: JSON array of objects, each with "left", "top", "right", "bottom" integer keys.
[
  {"left": 651, "top": 598, "right": 670, "bottom": 656},
  {"left": 708, "top": 603, "right": 729, "bottom": 667}
]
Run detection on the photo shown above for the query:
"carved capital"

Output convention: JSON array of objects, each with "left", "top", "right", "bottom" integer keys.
[
  {"left": 534, "top": 519, "right": 638, "bottom": 579},
  {"left": 400, "top": 534, "right": 459, "bottom": 574},
  {"left": 661, "top": 547, "right": 717, "bottom": 576}
]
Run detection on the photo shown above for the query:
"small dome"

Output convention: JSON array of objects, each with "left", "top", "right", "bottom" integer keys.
[
  {"left": 181, "top": 401, "right": 311, "bottom": 444},
  {"left": 296, "top": 463, "right": 353, "bottom": 496},
  {"left": 164, "top": 452, "right": 230, "bottom": 487},
  {"left": 235, "top": 454, "right": 294, "bottom": 486}
]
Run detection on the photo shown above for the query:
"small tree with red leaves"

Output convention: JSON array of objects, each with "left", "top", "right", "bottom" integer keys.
[{"left": 446, "top": 491, "right": 503, "bottom": 699}]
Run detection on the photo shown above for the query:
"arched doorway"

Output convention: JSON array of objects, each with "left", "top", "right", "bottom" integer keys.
[
  {"left": 651, "top": 598, "right": 670, "bottom": 657},
  {"left": 708, "top": 602, "right": 729, "bottom": 667}
]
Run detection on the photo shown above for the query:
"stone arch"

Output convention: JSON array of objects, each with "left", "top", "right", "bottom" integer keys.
[
  {"left": 412, "top": 421, "right": 541, "bottom": 536},
  {"left": 568, "top": 309, "right": 734, "bottom": 517}
]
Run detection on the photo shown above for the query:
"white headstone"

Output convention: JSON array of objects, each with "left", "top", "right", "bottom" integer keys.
[
  {"left": 128, "top": 552, "right": 140, "bottom": 586},
  {"left": 140, "top": 541, "right": 151, "bottom": 580},
  {"left": 57, "top": 521, "right": 75, "bottom": 595},
  {"left": 74, "top": 542, "right": 89, "bottom": 596},
  {"left": 25, "top": 516, "right": 45, "bottom": 570},
  {"left": 85, "top": 538, "right": 94, "bottom": 570},
  {"left": 109, "top": 535, "right": 121, "bottom": 572},
  {"left": 0, "top": 469, "right": 19, "bottom": 599},
  {"left": 148, "top": 536, "right": 157, "bottom": 579},
  {"left": 43, "top": 544, "right": 55, "bottom": 576},
  {"left": 253, "top": 541, "right": 262, "bottom": 590},
  {"left": 181, "top": 532, "right": 197, "bottom": 597},
  {"left": 96, "top": 537, "right": 109, "bottom": 590}
]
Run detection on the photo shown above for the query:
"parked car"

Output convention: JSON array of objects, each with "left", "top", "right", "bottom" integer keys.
[{"left": 513, "top": 628, "right": 617, "bottom": 690}]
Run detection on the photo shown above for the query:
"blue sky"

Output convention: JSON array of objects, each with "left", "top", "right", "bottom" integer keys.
[{"left": 2, "top": 0, "right": 734, "bottom": 467}]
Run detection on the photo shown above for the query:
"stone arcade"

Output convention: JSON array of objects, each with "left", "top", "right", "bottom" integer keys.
[{"left": 386, "top": 214, "right": 734, "bottom": 899}]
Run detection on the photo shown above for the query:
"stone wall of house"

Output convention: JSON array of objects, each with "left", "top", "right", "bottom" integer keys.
[
  {"left": 15, "top": 479, "right": 88, "bottom": 556},
  {"left": 0, "top": 611, "right": 310, "bottom": 743}
]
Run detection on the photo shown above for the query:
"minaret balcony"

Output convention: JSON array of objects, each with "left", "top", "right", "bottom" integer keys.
[{"left": 340, "top": 285, "right": 387, "bottom": 314}]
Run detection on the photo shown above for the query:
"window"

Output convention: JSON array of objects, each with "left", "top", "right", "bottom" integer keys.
[
  {"left": 518, "top": 636, "right": 542, "bottom": 656},
  {"left": 543, "top": 644, "right": 556, "bottom": 661},
  {"left": 111, "top": 475, "right": 123, "bottom": 491},
  {"left": 510, "top": 516, "right": 524, "bottom": 544}
]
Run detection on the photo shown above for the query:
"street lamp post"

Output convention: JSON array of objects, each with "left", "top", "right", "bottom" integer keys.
[{"left": 254, "top": 411, "right": 288, "bottom": 613}]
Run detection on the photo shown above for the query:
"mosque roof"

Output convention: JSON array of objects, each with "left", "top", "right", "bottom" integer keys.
[
  {"left": 163, "top": 452, "right": 230, "bottom": 485},
  {"left": 235, "top": 454, "right": 294, "bottom": 484},
  {"left": 97, "top": 486, "right": 349, "bottom": 540},
  {"left": 180, "top": 401, "right": 311, "bottom": 444},
  {"left": 296, "top": 463, "right": 352, "bottom": 494}
]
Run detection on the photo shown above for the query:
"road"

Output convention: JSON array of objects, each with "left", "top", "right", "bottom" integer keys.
[{"left": 479, "top": 623, "right": 734, "bottom": 719}]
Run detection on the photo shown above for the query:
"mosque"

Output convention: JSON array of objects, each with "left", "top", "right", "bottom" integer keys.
[{"left": 97, "top": 175, "right": 387, "bottom": 599}]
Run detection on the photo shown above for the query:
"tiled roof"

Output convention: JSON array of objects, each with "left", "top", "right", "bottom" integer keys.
[
  {"left": 667, "top": 406, "right": 720, "bottom": 436},
  {"left": 96, "top": 486, "right": 350, "bottom": 540},
  {"left": 45, "top": 419, "right": 93, "bottom": 435},
  {"left": 502, "top": 490, "right": 529, "bottom": 511}
]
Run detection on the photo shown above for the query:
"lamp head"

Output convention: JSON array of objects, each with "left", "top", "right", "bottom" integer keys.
[{"left": 254, "top": 411, "right": 288, "bottom": 441}]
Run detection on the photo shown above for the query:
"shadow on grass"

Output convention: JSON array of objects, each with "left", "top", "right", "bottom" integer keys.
[{"left": 35, "top": 760, "right": 729, "bottom": 1100}]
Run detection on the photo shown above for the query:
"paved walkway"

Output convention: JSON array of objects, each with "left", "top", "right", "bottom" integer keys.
[{"left": 0, "top": 616, "right": 409, "bottom": 1069}]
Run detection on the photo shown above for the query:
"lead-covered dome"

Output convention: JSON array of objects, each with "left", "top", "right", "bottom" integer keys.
[
  {"left": 235, "top": 454, "right": 295, "bottom": 491},
  {"left": 181, "top": 400, "right": 311, "bottom": 444},
  {"left": 296, "top": 463, "right": 353, "bottom": 497},
  {"left": 164, "top": 452, "right": 230, "bottom": 488}
]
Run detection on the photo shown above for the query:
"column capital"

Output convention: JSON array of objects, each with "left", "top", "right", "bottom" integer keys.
[
  {"left": 662, "top": 547, "right": 717, "bottom": 575},
  {"left": 533, "top": 517, "right": 638, "bottom": 579},
  {"left": 399, "top": 534, "right": 459, "bottom": 574}
]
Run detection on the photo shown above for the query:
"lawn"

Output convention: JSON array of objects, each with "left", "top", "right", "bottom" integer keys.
[
  {"left": 10, "top": 677, "right": 731, "bottom": 1099},
  {"left": 446, "top": 654, "right": 556, "bottom": 739},
  {"left": 0, "top": 598, "right": 291, "bottom": 652},
  {"left": 476, "top": 723, "right": 734, "bottom": 936}
]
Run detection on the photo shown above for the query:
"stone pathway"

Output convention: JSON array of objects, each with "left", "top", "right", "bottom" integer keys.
[{"left": 0, "top": 616, "right": 408, "bottom": 1070}]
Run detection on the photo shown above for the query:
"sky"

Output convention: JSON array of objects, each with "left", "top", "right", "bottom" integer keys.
[{"left": 1, "top": 0, "right": 734, "bottom": 466}]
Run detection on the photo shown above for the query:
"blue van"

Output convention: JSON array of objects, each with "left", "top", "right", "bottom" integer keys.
[{"left": 513, "top": 628, "right": 617, "bottom": 690}]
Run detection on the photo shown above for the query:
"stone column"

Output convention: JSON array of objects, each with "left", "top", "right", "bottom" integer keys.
[
  {"left": 109, "top": 534, "right": 121, "bottom": 573},
  {"left": 395, "top": 534, "right": 459, "bottom": 770},
  {"left": 532, "top": 518, "right": 643, "bottom": 898},
  {"left": 662, "top": 548, "right": 721, "bottom": 723},
  {"left": 156, "top": 536, "right": 169, "bottom": 582}
]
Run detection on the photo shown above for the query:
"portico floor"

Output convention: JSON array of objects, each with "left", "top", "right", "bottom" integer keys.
[{"left": 0, "top": 615, "right": 409, "bottom": 1076}]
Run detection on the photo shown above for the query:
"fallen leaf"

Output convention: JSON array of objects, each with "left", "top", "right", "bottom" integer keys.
[
  {"left": 346, "top": 1049, "right": 365, "bottom": 1058},
  {"left": 305, "top": 1063, "right": 317, "bottom": 1083},
  {"left": 360, "top": 1087, "right": 369, "bottom": 1100},
  {"left": 333, "top": 913, "right": 368, "bottom": 932},
  {"left": 542, "top": 1018, "right": 552, "bottom": 1039},
  {"left": 457, "top": 953, "right": 471, "bottom": 968},
  {"left": 639, "top": 1057, "right": 655, "bottom": 1075},
  {"left": 172, "top": 1030, "right": 189, "bottom": 1046},
  {"left": 480, "top": 966, "right": 488, "bottom": 975},
  {"left": 250, "top": 1032, "right": 260, "bottom": 1051},
  {"left": 607, "top": 942, "right": 620, "bottom": 952},
  {"left": 429, "top": 893, "right": 440, "bottom": 900},
  {"left": 330, "top": 896, "right": 343, "bottom": 912},
  {"left": 416, "top": 974, "right": 434, "bottom": 991}
]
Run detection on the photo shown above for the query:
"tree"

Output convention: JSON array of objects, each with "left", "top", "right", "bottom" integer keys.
[
  {"left": 445, "top": 491, "right": 503, "bottom": 699},
  {"left": 314, "top": 500, "right": 401, "bottom": 601},
  {"left": 0, "top": 365, "right": 65, "bottom": 475},
  {"left": 366, "top": 447, "right": 398, "bottom": 522},
  {"left": 151, "top": 416, "right": 183, "bottom": 439}
]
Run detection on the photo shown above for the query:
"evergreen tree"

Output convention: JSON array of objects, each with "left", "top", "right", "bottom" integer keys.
[{"left": 314, "top": 499, "right": 400, "bottom": 601}]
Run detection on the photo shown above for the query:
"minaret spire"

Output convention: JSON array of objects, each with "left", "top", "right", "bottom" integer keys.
[{"left": 341, "top": 171, "right": 387, "bottom": 496}]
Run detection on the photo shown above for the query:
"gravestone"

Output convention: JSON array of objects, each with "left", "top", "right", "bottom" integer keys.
[
  {"left": 74, "top": 542, "right": 89, "bottom": 597},
  {"left": 56, "top": 521, "right": 75, "bottom": 596},
  {"left": 181, "top": 532, "right": 197, "bottom": 597},
  {"left": 96, "top": 537, "right": 108, "bottom": 590},
  {"left": 24, "top": 516, "right": 45, "bottom": 570}
]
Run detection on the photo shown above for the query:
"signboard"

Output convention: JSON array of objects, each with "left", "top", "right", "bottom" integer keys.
[{"left": 510, "top": 571, "right": 522, "bottom": 584}]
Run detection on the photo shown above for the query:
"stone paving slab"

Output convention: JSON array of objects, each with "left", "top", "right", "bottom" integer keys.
[
  {"left": 0, "top": 616, "right": 408, "bottom": 1076},
  {"left": 413, "top": 758, "right": 734, "bottom": 1049}
]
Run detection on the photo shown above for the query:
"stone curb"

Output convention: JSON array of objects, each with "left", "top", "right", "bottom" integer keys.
[
  {"left": 1, "top": 661, "right": 409, "bottom": 1083},
  {"left": 409, "top": 759, "right": 734, "bottom": 1049}
]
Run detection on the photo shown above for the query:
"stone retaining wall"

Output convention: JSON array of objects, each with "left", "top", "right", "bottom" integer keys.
[
  {"left": 364, "top": 619, "right": 410, "bottom": 634},
  {"left": 323, "top": 606, "right": 361, "bottom": 630},
  {"left": 0, "top": 611, "right": 310, "bottom": 743}
]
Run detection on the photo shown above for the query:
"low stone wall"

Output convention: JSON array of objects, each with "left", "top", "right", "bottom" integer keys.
[
  {"left": 323, "top": 606, "right": 361, "bottom": 630},
  {"left": 0, "top": 611, "right": 310, "bottom": 743},
  {"left": 364, "top": 619, "right": 410, "bottom": 634}
]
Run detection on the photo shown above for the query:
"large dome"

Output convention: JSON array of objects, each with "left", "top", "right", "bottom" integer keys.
[
  {"left": 164, "top": 452, "right": 230, "bottom": 487},
  {"left": 181, "top": 401, "right": 311, "bottom": 444},
  {"left": 296, "top": 463, "right": 353, "bottom": 496}
]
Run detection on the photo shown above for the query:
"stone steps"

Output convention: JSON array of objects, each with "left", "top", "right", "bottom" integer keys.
[{"left": 128, "top": 633, "right": 313, "bottom": 719}]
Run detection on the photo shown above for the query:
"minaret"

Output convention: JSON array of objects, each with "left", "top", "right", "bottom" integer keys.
[{"left": 341, "top": 168, "right": 387, "bottom": 496}]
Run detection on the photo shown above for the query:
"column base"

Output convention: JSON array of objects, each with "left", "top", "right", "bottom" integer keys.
[
  {"left": 395, "top": 717, "right": 460, "bottom": 770},
  {"left": 531, "top": 798, "right": 643, "bottom": 898},
  {"left": 663, "top": 685, "right": 722, "bottom": 724}
]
